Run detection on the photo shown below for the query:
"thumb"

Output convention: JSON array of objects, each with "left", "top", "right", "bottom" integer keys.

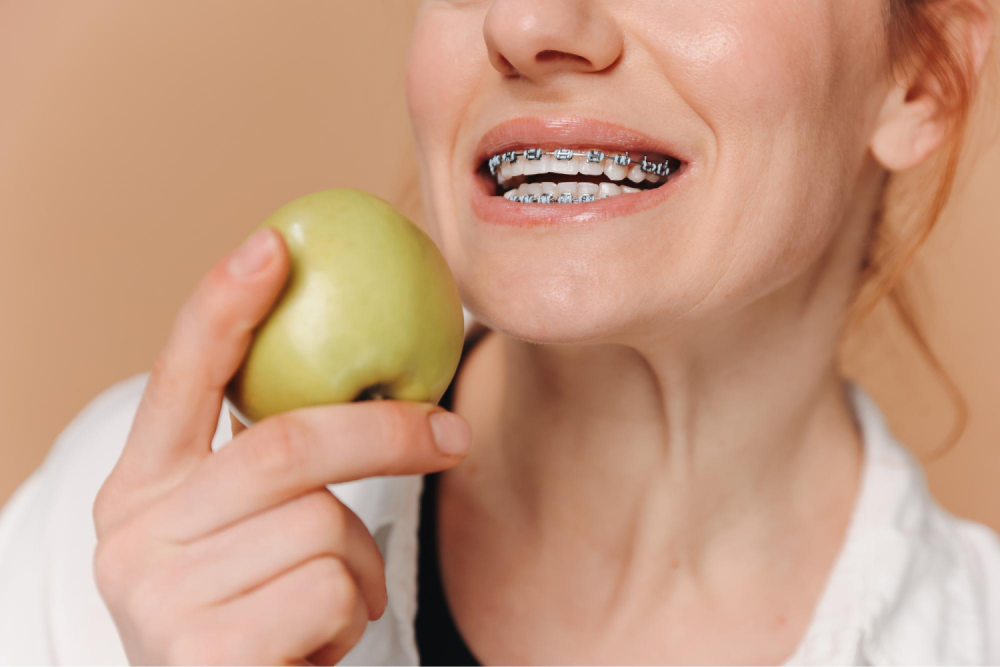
[{"left": 117, "top": 228, "right": 290, "bottom": 493}]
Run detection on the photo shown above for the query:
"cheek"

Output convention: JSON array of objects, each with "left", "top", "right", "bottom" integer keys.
[
  {"left": 405, "top": 6, "right": 487, "bottom": 260},
  {"left": 633, "top": 3, "right": 831, "bottom": 118},
  {"left": 629, "top": 1, "right": 879, "bottom": 302},
  {"left": 405, "top": 7, "right": 482, "bottom": 170}
]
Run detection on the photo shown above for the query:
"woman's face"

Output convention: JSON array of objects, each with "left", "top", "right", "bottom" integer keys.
[{"left": 406, "top": 0, "right": 891, "bottom": 344}]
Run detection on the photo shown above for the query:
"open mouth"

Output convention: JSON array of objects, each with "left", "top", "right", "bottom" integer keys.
[
  {"left": 469, "top": 117, "right": 693, "bottom": 226},
  {"left": 479, "top": 147, "right": 684, "bottom": 204}
]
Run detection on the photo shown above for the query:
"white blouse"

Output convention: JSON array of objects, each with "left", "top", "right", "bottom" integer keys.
[{"left": 1, "top": 329, "right": 998, "bottom": 664}]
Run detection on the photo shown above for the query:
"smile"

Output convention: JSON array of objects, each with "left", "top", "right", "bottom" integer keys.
[
  {"left": 470, "top": 117, "right": 693, "bottom": 227},
  {"left": 485, "top": 148, "right": 681, "bottom": 204}
]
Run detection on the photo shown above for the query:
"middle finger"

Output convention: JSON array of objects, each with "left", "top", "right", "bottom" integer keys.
[{"left": 172, "top": 488, "right": 388, "bottom": 621}]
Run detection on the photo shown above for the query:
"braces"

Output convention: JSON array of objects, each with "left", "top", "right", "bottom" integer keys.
[
  {"left": 488, "top": 149, "right": 676, "bottom": 178},
  {"left": 504, "top": 191, "right": 602, "bottom": 204}
]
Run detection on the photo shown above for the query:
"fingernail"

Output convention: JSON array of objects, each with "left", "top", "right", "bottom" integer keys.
[
  {"left": 428, "top": 411, "right": 471, "bottom": 456},
  {"left": 228, "top": 229, "right": 276, "bottom": 277}
]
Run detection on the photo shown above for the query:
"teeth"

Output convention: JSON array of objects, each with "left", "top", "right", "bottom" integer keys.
[
  {"left": 549, "top": 158, "right": 577, "bottom": 176},
  {"left": 604, "top": 161, "right": 628, "bottom": 181},
  {"left": 487, "top": 148, "right": 675, "bottom": 183},
  {"left": 489, "top": 148, "right": 679, "bottom": 203},
  {"left": 580, "top": 159, "right": 604, "bottom": 176},
  {"left": 502, "top": 181, "right": 646, "bottom": 204},
  {"left": 522, "top": 158, "right": 548, "bottom": 176},
  {"left": 599, "top": 182, "right": 622, "bottom": 198},
  {"left": 557, "top": 183, "right": 579, "bottom": 198}
]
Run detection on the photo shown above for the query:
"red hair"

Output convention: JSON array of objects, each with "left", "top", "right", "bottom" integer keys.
[{"left": 848, "top": 0, "right": 994, "bottom": 459}]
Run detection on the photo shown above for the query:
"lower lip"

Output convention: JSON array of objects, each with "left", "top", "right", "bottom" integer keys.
[{"left": 469, "top": 167, "right": 690, "bottom": 228}]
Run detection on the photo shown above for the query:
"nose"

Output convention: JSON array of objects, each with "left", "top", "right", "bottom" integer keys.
[{"left": 483, "top": 0, "right": 624, "bottom": 82}]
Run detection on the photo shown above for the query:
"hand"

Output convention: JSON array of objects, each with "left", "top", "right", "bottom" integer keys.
[{"left": 92, "top": 229, "right": 471, "bottom": 665}]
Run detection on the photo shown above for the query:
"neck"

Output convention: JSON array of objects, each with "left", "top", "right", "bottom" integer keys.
[{"left": 447, "top": 188, "right": 875, "bottom": 604}]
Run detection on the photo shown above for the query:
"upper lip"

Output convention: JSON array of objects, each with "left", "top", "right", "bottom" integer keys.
[{"left": 474, "top": 116, "right": 691, "bottom": 171}]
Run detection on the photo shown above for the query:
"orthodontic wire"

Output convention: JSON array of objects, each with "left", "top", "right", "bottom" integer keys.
[{"left": 488, "top": 149, "right": 677, "bottom": 204}]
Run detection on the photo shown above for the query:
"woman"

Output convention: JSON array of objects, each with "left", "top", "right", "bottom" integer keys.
[{"left": 1, "top": 0, "right": 997, "bottom": 664}]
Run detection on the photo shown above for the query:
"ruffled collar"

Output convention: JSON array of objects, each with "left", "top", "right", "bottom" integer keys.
[{"left": 782, "top": 382, "right": 987, "bottom": 665}]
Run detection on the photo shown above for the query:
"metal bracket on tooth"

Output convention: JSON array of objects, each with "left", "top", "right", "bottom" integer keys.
[
  {"left": 489, "top": 148, "right": 673, "bottom": 176},
  {"left": 509, "top": 191, "right": 601, "bottom": 204},
  {"left": 641, "top": 155, "right": 670, "bottom": 176}
]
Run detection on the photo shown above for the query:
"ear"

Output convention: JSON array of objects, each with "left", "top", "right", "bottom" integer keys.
[{"left": 871, "top": 0, "right": 994, "bottom": 172}]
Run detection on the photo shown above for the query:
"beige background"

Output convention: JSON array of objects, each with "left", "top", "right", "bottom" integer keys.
[{"left": 1, "top": 1, "right": 997, "bottom": 532}]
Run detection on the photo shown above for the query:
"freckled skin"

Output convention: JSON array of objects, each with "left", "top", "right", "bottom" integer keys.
[{"left": 406, "top": 0, "right": 888, "bottom": 345}]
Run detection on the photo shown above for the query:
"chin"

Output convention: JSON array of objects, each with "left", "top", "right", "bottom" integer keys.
[{"left": 455, "top": 268, "right": 651, "bottom": 345}]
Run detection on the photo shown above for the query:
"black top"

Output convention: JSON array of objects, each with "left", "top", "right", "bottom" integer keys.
[{"left": 414, "top": 325, "right": 488, "bottom": 666}]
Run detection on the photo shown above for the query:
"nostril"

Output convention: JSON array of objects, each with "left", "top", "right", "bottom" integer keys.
[
  {"left": 495, "top": 53, "right": 518, "bottom": 77},
  {"left": 536, "top": 50, "right": 591, "bottom": 67}
]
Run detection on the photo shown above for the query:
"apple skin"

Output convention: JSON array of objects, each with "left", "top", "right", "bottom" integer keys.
[{"left": 225, "top": 188, "right": 465, "bottom": 425}]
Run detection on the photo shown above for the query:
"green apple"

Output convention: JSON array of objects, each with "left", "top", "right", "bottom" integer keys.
[{"left": 225, "top": 188, "right": 465, "bottom": 425}]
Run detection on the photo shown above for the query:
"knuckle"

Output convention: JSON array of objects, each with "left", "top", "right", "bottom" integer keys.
[
  {"left": 166, "top": 630, "right": 227, "bottom": 666},
  {"left": 125, "top": 570, "right": 174, "bottom": 629},
  {"left": 93, "top": 523, "right": 152, "bottom": 606},
  {"left": 92, "top": 536, "right": 126, "bottom": 601},
  {"left": 244, "top": 416, "right": 309, "bottom": 478},
  {"left": 375, "top": 403, "right": 415, "bottom": 469},
  {"left": 145, "top": 347, "right": 207, "bottom": 414},
  {"left": 296, "top": 491, "right": 348, "bottom": 545},
  {"left": 92, "top": 479, "right": 121, "bottom": 536},
  {"left": 340, "top": 601, "right": 369, "bottom": 650},
  {"left": 190, "top": 270, "right": 236, "bottom": 338},
  {"left": 164, "top": 636, "right": 200, "bottom": 665},
  {"left": 145, "top": 350, "right": 182, "bottom": 405},
  {"left": 92, "top": 472, "right": 143, "bottom": 537},
  {"left": 149, "top": 343, "right": 178, "bottom": 380},
  {"left": 313, "top": 557, "right": 361, "bottom": 624},
  {"left": 148, "top": 280, "right": 224, "bottom": 381}
]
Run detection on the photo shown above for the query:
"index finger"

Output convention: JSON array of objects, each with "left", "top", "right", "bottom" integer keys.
[{"left": 151, "top": 399, "right": 471, "bottom": 542}]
